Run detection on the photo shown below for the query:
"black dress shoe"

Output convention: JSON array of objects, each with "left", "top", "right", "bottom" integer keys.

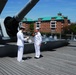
[
  {"left": 40, "top": 55, "right": 43, "bottom": 58},
  {"left": 34, "top": 57, "right": 39, "bottom": 59}
]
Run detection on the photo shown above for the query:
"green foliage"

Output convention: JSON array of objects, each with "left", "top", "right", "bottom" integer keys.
[
  {"left": 62, "top": 26, "right": 71, "bottom": 34},
  {"left": 29, "top": 23, "right": 34, "bottom": 34},
  {"left": 63, "top": 23, "right": 76, "bottom": 35},
  {"left": 70, "top": 24, "right": 76, "bottom": 34}
]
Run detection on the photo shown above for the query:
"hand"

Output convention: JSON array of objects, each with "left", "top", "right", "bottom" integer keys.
[
  {"left": 28, "top": 39, "right": 32, "bottom": 43},
  {"left": 39, "top": 43, "right": 41, "bottom": 46},
  {"left": 24, "top": 38, "right": 28, "bottom": 41},
  {"left": 32, "top": 33, "right": 35, "bottom": 36},
  {"left": 26, "top": 36, "right": 29, "bottom": 40}
]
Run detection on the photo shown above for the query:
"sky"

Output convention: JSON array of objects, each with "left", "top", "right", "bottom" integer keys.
[{"left": 1, "top": 0, "right": 76, "bottom": 22}]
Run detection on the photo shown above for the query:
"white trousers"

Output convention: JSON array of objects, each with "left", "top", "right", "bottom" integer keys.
[
  {"left": 34, "top": 44, "right": 40, "bottom": 58},
  {"left": 17, "top": 46, "right": 24, "bottom": 62}
]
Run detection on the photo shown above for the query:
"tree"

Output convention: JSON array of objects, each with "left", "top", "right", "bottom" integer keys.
[
  {"left": 63, "top": 23, "right": 76, "bottom": 35},
  {"left": 69, "top": 24, "right": 76, "bottom": 34},
  {"left": 63, "top": 26, "right": 71, "bottom": 34},
  {"left": 29, "top": 23, "right": 34, "bottom": 34}
]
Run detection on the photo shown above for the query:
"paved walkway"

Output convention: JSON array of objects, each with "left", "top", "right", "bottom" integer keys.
[{"left": 0, "top": 41, "right": 76, "bottom": 75}]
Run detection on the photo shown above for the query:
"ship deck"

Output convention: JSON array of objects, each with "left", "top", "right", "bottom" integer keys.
[{"left": 0, "top": 41, "right": 76, "bottom": 75}]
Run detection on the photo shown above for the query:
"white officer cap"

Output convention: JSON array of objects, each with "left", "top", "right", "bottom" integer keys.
[
  {"left": 36, "top": 27, "right": 39, "bottom": 30},
  {"left": 20, "top": 26, "right": 25, "bottom": 29}
]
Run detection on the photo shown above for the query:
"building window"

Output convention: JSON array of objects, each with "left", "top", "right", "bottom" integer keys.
[
  {"left": 36, "top": 22, "right": 41, "bottom": 28},
  {"left": 50, "top": 21, "right": 56, "bottom": 28}
]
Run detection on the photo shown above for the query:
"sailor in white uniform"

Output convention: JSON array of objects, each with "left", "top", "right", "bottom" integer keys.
[
  {"left": 17, "top": 26, "right": 28, "bottom": 62},
  {"left": 34, "top": 27, "right": 42, "bottom": 59}
]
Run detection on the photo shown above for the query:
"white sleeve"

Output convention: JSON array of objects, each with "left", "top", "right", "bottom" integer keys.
[
  {"left": 39, "top": 33, "right": 42, "bottom": 43},
  {"left": 21, "top": 34, "right": 25, "bottom": 41}
]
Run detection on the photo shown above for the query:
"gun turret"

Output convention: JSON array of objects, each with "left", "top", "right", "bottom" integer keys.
[{"left": 4, "top": 0, "right": 39, "bottom": 37}]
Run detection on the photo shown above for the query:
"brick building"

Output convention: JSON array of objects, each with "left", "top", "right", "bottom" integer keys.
[{"left": 22, "top": 13, "right": 70, "bottom": 34}]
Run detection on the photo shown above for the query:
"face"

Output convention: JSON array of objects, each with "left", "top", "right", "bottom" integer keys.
[
  {"left": 35, "top": 29, "right": 38, "bottom": 33},
  {"left": 22, "top": 28, "right": 25, "bottom": 32}
]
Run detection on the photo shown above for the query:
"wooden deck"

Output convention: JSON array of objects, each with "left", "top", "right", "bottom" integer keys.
[{"left": 0, "top": 41, "right": 76, "bottom": 75}]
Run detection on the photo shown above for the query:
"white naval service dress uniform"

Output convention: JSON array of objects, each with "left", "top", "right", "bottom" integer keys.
[
  {"left": 34, "top": 32, "right": 42, "bottom": 58},
  {"left": 17, "top": 30, "right": 26, "bottom": 62}
]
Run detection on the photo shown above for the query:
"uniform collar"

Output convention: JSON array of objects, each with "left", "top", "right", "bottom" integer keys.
[{"left": 19, "top": 30, "right": 22, "bottom": 33}]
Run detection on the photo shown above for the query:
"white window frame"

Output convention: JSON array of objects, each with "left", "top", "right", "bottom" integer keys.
[
  {"left": 36, "top": 22, "right": 41, "bottom": 28},
  {"left": 50, "top": 21, "right": 56, "bottom": 28}
]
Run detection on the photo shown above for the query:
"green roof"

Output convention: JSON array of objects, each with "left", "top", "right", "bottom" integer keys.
[
  {"left": 38, "top": 16, "right": 65, "bottom": 21},
  {"left": 41, "top": 17, "right": 52, "bottom": 21},
  {"left": 55, "top": 16, "right": 64, "bottom": 20},
  {"left": 21, "top": 16, "right": 68, "bottom": 22},
  {"left": 21, "top": 18, "right": 33, "bottom": 22}
]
